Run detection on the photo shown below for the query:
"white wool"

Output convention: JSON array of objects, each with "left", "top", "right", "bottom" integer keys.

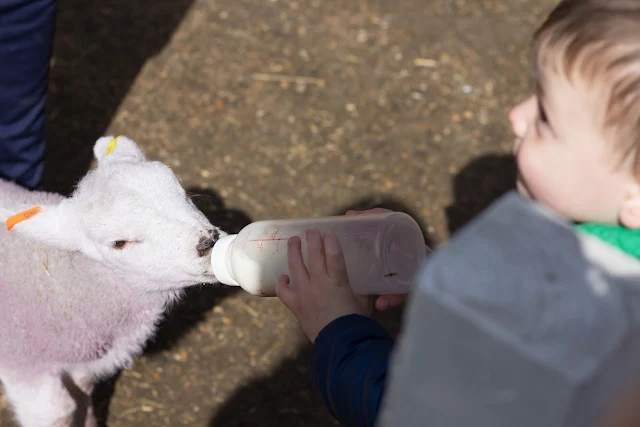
[{"left": 0, "top": 136, "right": 224, "bottom": 427}]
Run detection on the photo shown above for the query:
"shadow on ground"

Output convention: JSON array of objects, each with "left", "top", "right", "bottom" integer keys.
[
  {"left": 445, "top": 153, "right": 518, "bottom": 234},
  {"left": 43, "top": 0, "right": 196, "bottom": 195},
  {"left": 207, "top": 154, "right": 517, "bottom": 425}
]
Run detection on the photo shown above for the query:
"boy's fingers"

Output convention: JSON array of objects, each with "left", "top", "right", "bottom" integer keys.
[
  {"left": 375, "top": 293, "right": 409, "bottom": 311},
  {"left": 306, "top": 229, "right": 327, "bottom": 277},
  {"left": 287, "top": 236, "right": 309, "bottom": 284},
  {"left": 276, "top": 274, "right": 296, "bottom": 309},
  {"left": 323, "top": 233, "right": 349, "bottom": 284}
]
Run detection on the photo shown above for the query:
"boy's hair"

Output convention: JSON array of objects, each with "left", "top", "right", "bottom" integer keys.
[{"left": 533, "top": 0, "right": 640, "bottom": 170}]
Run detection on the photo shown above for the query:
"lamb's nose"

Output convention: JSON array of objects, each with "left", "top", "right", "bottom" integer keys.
[{"left": 197, "top": 236, "right": 215, "bottom": 257}]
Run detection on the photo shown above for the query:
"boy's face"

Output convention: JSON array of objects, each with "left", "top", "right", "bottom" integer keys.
[{"left": 509, "top": 70, "right": 638, "bottom": 225}]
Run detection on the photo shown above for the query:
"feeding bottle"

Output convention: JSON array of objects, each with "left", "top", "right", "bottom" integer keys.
[{"left": 210, "top": 212, "right": 430, "bottom": 296}]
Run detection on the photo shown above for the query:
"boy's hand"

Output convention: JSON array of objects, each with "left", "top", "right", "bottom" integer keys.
[
  {"left": 345, "top": 208, "right": 410, "bottom": 311},
  {"left": 374, "top": 293, "right": 409, "bottom": 311},
  {"left": 276, "top": 229, "right": 370, "bottom": 343}
]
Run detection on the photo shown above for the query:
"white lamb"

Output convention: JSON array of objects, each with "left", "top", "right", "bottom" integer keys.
[{"left": 0, "top": 136, "right": 224, "bottom": 427}]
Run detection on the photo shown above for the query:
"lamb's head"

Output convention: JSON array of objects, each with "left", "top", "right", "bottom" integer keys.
[{"left": 5, "top": 136, "right": 224, "bottom": 289}]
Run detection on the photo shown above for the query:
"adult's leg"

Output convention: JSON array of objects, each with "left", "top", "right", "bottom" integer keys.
[{"left": 0, "top": 0, "right": 57, "bottom": 190}]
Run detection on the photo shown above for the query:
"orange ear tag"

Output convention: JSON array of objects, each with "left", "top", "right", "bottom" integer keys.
[{"left": 6, "top": 207, "right": 42, "bottom": 231}]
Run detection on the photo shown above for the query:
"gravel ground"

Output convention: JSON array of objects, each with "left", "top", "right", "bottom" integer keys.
[{"left": 1, "top": 0, "right": 557, "bottom": 425}]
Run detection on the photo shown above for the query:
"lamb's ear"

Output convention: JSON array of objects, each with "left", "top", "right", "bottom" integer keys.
[
  {"left": 93, "top": 135, "right": 146, "bottom": 165},
  {"left": 2, "top": 202, "right": 83, "bottom": 251}
]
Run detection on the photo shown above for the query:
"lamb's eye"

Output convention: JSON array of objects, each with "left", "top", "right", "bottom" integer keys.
[{"left": 112, "top": 240, "right": 127, "bottom": 250}]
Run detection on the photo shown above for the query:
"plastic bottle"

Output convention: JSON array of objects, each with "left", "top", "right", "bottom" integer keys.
[{"left": 211, "top": 212, "right": 430, "bottom": 297}]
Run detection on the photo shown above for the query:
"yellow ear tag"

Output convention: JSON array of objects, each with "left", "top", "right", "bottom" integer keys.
[{"left": 105, "top": 136, "right": 119, "bottom": 156}]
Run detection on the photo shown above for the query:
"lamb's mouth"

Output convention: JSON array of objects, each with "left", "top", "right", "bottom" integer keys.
[{"left": 200, "top": 270, "right": 217, "bottom": 280}]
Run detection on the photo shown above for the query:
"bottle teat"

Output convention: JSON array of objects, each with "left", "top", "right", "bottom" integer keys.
[{"left": 211, "top": 234, "right": 240, "bottom": 287}]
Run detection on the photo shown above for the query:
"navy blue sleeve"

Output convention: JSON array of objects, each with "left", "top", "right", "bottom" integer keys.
[
  {"left": 0, "top": 0, "right": 56, "bottom": 190},
  {"left": 311, "top": 314, "right": 394, "bottom": 427}
]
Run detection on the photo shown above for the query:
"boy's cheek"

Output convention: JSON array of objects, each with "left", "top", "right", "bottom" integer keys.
[
  {"left": 516, "top": 177, "right": 532, "bottom": 199},
  {"left": 515, "top": 150, "right": 536, "bottom": 199},
  {"left": 514, "top": 151, "right": 530, "bottom": 197},
  {"left": 512, "top": 137, "right": 524, "bottom": 155}
]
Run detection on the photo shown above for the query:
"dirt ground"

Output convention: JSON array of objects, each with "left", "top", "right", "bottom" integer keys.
[{"left": 1, "top": 0, "right": 557, "bottom": 425}]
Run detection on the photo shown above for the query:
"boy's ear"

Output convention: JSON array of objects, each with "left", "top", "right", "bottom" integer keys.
[
  {"left": 93, "top": 135, "right": 146, "bottom": 166},
  {"left": 2, "top": 202, "right": 83, "bottom": 251},
  {"left": 619, "top": 186, "right": 640, "bottom": 229}
]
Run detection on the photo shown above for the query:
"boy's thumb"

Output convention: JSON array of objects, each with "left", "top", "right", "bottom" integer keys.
[{"left": 276, "top": 274, "right": 296, "bottom": 309}]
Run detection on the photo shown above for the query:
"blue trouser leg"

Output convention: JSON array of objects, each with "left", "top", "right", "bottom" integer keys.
[{"left": 0, "top": 0, "right": 56, "bottom": 190}]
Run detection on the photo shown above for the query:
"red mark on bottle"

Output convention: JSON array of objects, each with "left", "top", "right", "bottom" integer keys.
[{"left": 245, "top": 228, "right": 288, "bottom": 253}]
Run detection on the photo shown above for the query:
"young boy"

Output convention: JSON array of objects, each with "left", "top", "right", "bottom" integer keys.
[{"left": 275, "top": 1, "right": 640, "bottom": 426}]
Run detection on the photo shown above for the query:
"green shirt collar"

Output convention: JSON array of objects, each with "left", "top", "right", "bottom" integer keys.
[{"left": 574, "top": 222, "right": 640, "bottom": 259}]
